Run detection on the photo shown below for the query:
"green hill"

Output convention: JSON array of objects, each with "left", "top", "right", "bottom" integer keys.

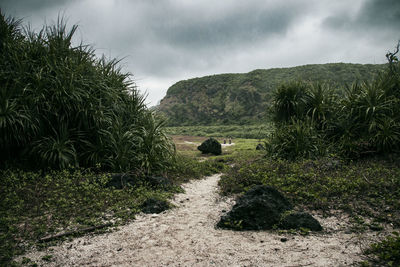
[{"left": 158, "top": 63, "right": 387, "bottom": 126}]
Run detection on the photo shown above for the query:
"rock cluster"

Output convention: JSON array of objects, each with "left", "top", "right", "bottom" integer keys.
[{"left": 217, "top": 185, "right": 322, "bottom": 231}]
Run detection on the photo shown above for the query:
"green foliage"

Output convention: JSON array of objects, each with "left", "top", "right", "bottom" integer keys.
[
  {"left": 219, "top": 157, "right": 400, "bottom": 225},
  {"left": 0, "top": 12, "right": 174, "bottom": 173},
  {"left": 267, "top": 47, "right": 400, "bottom": 159},
  {"left": 0, "top": 168, "right": 176, "bottom": 264},
  {"left": 265, "top": 119, "right": 326, "bottom": 160},
  {"left": 272, "top": 81, "right": 309, "bottom": 123},
  {"left": 0, "top": 12, "right": 179, "bottom": 266},
  {"left": 159, "top": 63, "right": 386, "bottom": 126},
  {"left": 165, "top": 124, "right": 273, "bottom": 139},
  {"left": 364, "top": 232, "right": 400, "bottom": 266},
  {"left": 166, "top": 154, "right": 228, "bottom": 184}
]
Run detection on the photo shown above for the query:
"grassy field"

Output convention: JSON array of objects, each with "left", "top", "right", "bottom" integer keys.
[
  {"left": 171, "top": 135, "right": 262, "bottom": 158},
  {"left": 165, "top": 124, "right": 273, "bottom": 139}
]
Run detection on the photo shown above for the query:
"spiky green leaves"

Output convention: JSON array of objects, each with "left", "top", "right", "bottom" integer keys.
[
  {"left": 269, "top": 53, "right": 400, "bottom": 159},
  {"left": 0, "top": 12, "right": 175, "bottom": 172}
]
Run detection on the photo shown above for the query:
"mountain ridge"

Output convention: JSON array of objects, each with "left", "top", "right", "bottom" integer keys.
[{"left": 158, "top": 63, "right": 387, "bottom": 126}]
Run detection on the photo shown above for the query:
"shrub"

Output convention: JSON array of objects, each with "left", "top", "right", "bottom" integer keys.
[
  {"left": 219, "top": 157, "right": 400, "bottom": 223},
  {"left": 364, "top": 232, "right": 400, "bottom": 266},
  {"left": 272, "top": 81, "right": 309, "bottom": 123},
  {"left": 267, "top": 43, "right": 400, "bottom": 159},
  {"left": 0, "top": 12, "right": 174, "bottom": 173},
  {"left": 265, "top": 118, "right": 327, "bottom": 160}
]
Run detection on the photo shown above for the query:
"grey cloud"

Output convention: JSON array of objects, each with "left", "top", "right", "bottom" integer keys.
[
  {"left": 2, "top": 0, "right": 396, "bottom": 106},
  {"left": 152, "top": 6, "right": 302, "bottom": 49},
  {"left": 323, "top": 0, "right": 400, "bottom": 31},
  {"left": 357, "top": 0, "right": 400, "bottom": 29},
  {"left": 1, "top": 0, "right": 77, "bottom": 13},
  {"left": 84, "top": 0, "right": 316, "bottom": 77}
]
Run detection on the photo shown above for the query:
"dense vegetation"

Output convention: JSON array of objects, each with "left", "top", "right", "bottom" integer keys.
[
  {"left": 219, "top": 156, "right": 400, "bottom": 226},
  {"left": 218, "top": 151, "right": 400, "bottom": 266},
  {"left": 266, "top": 44, "right": 400, "bottom": 159},
  {"left": 165, "top": 124, "right": 272, "bottom": 139},
  {"left": 0, "top": 14, "right": 173, "bottom": 173},
  {"left": 158, "top": 63, "right": 386, "bottom": 126},
  {"left": 0, "top": 13, "right": 222, "bottom": 265},
  {"left": 217, "top": 43, "right": 400, "bottom": 266}
]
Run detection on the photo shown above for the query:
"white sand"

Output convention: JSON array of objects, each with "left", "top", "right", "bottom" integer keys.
[{"left": 18, "top": 174, "right": 387, "bottom": 266}]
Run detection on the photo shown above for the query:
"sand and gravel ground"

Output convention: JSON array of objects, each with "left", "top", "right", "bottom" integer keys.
[{"left": 18, "top": 174, "right": 387, "bottom": 266}]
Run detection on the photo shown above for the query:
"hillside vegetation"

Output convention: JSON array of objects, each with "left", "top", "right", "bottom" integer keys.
[{"left": 159, "top": 63, "right": 386, "bottom": 126}]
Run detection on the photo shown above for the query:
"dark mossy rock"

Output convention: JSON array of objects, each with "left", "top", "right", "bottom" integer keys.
[
  {"left": 106, "top": 173, "right": 137, "bottom": 189},
  {"left": 217, "top": 185, "right": 293, "bottom": 230},
  {"left": 197, "top": 138, "right": 222, "bottom": 155},
  {"left": 141, "top": 198, "right": 170, "bottom": 214},
  {"left": 280, "top": 211, "right": 322, "bottom": 231},
  {"left": 256, "top": 144, "right": 265, "bottom": 150}
]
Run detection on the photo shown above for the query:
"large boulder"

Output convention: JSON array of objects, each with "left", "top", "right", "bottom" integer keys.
[
  {"left": 279, "top": 211, "right": 322, "bottom": 231},
  {"left": 197, "top": 138, "right": 222, "bottom": 155},
  {"left": 217, "top": 185, "right": 293, "bottom": 230}
]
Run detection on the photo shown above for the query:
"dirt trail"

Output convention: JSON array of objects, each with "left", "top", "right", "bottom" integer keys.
[{"left": 20, "top": 174, "right": 381, "bottom": 266}]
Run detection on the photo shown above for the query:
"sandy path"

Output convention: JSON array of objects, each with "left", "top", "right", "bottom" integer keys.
[{"left": 19, "top": 174, "right": 383, "bottom": 266}]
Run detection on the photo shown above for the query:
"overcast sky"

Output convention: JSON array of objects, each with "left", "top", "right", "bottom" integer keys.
[{"left": 2, "top": 0, "right": 400, "bottom": 106}]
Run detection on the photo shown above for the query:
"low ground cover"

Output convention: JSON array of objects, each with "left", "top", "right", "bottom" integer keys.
[
  {"left": 0, "top": 156, "right": 225, "bottom": 265},
  {"left": 165, "top": 124, "right": 273, "bottom": 139}
]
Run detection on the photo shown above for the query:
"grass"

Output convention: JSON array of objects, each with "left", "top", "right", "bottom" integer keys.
[
  {"left": 4, "top": 133, "right": 400, "bottom": 266},
  {"left": 218, "top": 156, "right": 400, "bottom": 225},
  {"left": 0, "top": 169, "right": 168, "bottom": 264},
  {"left": 217, "top": 152, "right": 400, "bottom": 266},
  {"left": 0, "top": 155, "right": 225, "bottom": 265},
  {"left": 170, "top": 135, "right": 263, "bottom": 161},
  {"left": 362, "top": 232, "right": 400, "bottom": 266},
  {"left": 0, "top": 12, "right": 181, "bottom": 266},
  {"left": 165, "top": 124, "right": 273, "bottom": 139}
]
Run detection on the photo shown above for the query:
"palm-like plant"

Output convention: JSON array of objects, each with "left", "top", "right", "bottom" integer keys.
[
  {"left": 136, "top": 112, "right": 176, "bottom": 175},
  {"left": 269, "top": 46, "right": 400, "bottom": 158},
  {"left": 305, "top": 83, "right": 335, "bottom": 129},
  {"left": 272, "top": 81, "right": 309, "bottom": 123},
  {"left": 0, "top": 12, "right": 175, "bottom": 172}
]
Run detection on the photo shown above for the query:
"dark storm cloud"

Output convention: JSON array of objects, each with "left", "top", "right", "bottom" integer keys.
[
  {"left": 1, "top": 0, "right": 77, "bottom": 13},
  {"left": 150, "top": 4, "right": 302, "bottom": 49},
  {"left": 2, "top": 0, "right": 397, "bottom": 105},
  {"left": 323, "top": 0, "right": 400, "bottom": 31},
  {"left": 84, "top": 0, "right": 315, "bottom": 77},
  {"left": 1, "top": 0, "right": 317, "bottom": 78},
  {"left": 358, "top": 0, "right": 400, "bottom": 29}
]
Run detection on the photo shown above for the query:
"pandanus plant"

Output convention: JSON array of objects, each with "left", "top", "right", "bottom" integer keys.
[{"left": 0, "top": 12, "right": 175, "bottom": 172}]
